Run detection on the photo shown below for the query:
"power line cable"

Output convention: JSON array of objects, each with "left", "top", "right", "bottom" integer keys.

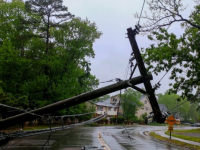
[
  {"left": 41, "top": 117, "right": 52, "bottom": 150},
  {"left": 0, "top": 103, "right": 43, "bottom": 118},
  {"left": 0, "top": 114, "right": 107, "bottom": 141},
  {"left": 0, "top": 103, "right": 95, "bottom": 119},
  {"left": 170, "top": 94, "right": 198, "bottom": 111},
  {"left": 138, "top": 0, "right": 146, "bottom": 26},
  {"left": 124, "top": 61, "right": 130, "bottom": 80},
  {"left": 153, "top": 68, "right": 172, "bottom": 91},
  {"left": 0, "top": 78, "right": 123, "bottom": 102}
]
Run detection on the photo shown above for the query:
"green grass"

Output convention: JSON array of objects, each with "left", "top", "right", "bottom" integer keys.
[
  {"left": 173, "top": 129, "right": 200, "bottom": 133},
  {"left": 147, "top": 123, "right": 187, "bottom": 126},
  {"left": 23, "top": 126, "right": 57, "bottom": 131},
  {"left": 3, "top": 125, "right": 61, "bottom": 131},
  {"left": 150, "top": 132, "right": 200, "bottom": 150},
  {"left": 165, "top": 128, "right": 200, "bottom": 143},
  {"left": 147, "top": 123, "right": 167, "bottom": 126}
]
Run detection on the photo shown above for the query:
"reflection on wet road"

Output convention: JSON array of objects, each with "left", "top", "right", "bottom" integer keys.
[
  {"left": 101, "top": 125, "right": 189, "bottom": 150},
  {"left": 0, "top": 125, "right": 192, "bottom": 150}
]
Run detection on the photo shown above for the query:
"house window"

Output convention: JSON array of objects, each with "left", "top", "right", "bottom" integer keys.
[
  {"left": 114, "top": 107, "right": 117, "bottom": 111},
  {"left": 113, "top": 98, "right": 117, "bottom": 102},
  {"left": 145, "top": 107, "right": 148, "bottom": 111},
  {"left": 98, "top": 106, "right": 103, "bottom": 111},
  {"left": 108, "top": 107, "right": 112, "bottom": 111},
  {"left": 145, "top": 100, "right": 147, "bottom": 104}
]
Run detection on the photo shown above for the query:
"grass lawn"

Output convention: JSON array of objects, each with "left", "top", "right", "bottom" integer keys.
[
  {"left": 23, "top": 125, "right": 60, "bottom": 131},
  {"left": 172, "top": 128, "right": 200, "bottom": 133},
  {"left": 165, "top": 129, "right": 200, "bottom": 143},
  {"left": 147, "top": 123, "right": 167, "bottom": 126},
  {"left": 147, "top": 123, "right": 186, "bottom": 126},
  {"left": 2, "top": 125, "right": 61, "bottom": 132},
  {"left": 150, "top": 132, "right": 200, "bottom": 150}
]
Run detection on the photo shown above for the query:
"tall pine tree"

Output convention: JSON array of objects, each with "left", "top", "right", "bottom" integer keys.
[{"left": 25, "top": 0, "right": 74, "bottom": 100}]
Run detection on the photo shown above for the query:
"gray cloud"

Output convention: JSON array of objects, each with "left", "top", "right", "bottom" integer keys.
[{"left": 63, "top": 0, "right": 196, "bottom": 96}]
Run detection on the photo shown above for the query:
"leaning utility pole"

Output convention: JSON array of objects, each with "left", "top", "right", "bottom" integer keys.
[
  {"left": 0, "top": 75, "right": 152, "bottom": 130},
  {"left": 127, "top": 26, "right": 165, "bottom": 123},
  {"left": 0, "top": 26, "right": 167, "bottom": 131}
]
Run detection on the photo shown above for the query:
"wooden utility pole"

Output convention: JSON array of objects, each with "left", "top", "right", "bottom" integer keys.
[
  {"left": 127, "top": 27, "right": 165, "bottom": 123},
  {"left": 0, "top": 75, "right": 152, "bottom": 130}
]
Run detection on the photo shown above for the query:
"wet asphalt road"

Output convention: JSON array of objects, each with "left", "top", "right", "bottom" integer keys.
[
  {"left": 0, "top": 125, "right": 192, "bottom": 150},
  {"left": 100, "top": 125, "right": 189, "bottom": 150}
]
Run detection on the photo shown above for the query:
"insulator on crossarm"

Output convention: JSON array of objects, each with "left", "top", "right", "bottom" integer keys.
[
  {"left": 129, "top": 56, "right": 135, "bottom": 62},
  {"left": 129, "top": 62, "right": 134, "bottom": 67},
  {"left": 135, "top": 24, "right": 141, "bottom": 34},
  {"left": 153, "top": 82, "right": 161, "bottom": 91},
  {"left": 116, "top": 78, "right": 123, "bottom": 82}
]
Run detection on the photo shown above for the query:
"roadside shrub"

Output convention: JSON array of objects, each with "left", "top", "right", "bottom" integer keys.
[
  {"left": 89, "top": 123, "right": 98, "bottom": 126},
  {"left": 117, "top": 116, "right": 124, "bottom": 124},
  {"left": 110, "top": 116, "right": 124, "bottom": 124},
  {"left": 141, "top": 113, "right": 147, "bottom": 120},
  {"left": 137, "top": 119, "right": 144, "bottom": 124},
  {"left": 110, "top": 117, "right": 116, "bottom": 124},
  {"left": 102, "top": 118, "right": 107, "bottom": 121}
]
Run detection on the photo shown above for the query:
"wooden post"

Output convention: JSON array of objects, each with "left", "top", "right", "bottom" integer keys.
[
  {"left": 127, "top": 27, "right": 164, "bottom": 123},
  {"left": 0, "top": 75, "right": 152, "bottom": 130}
]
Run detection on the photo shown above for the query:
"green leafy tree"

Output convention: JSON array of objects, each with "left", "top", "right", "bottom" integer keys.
[
  {"left": 0, "top": 0, "right": 101, "bottom": 118},
  {"left": 25, "top": 0, "right": 74, "bottom": 53},
  {"left": 121, "top": 88, "right": 143, "bottom": 120},
  {"left": 0, "top": 0, "right": 33, "bottom": 51},
  {"left": 187, "top": 103, "right": 200, "bottom": 123},
  {"left": 157, "top": 91, "right": 191, "bottom": 121},
  {"left": 91, "top": 94, "right": 110, "bottom": 102},
  {"left": 136, "top": 0, "right": 200, "bottom": 32},
  {"left": 25, "top": 0, "right": 74, "bottom": 100},
  {"left": 141, "top": 3, "right": 200, "bottom": 100}
]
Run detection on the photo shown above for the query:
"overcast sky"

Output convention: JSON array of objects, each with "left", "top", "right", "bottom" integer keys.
[{"left": 63, "top": 0, "right": 196, "bottom": 96}]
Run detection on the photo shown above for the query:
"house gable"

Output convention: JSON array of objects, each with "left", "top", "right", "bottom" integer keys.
[
  {"left": 136, "top": 95, "right": 153, "bottom": 118},
  {"left": 95, "top": 94, "right": 123, "bottom": 117},
  {"left": 110, "top": 95, "right": 120, "bottom": 104}
]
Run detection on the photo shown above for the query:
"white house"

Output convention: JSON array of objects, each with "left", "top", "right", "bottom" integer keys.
[
  {"left": 95, "top": 95, "right": 123, "bottom": 118},
  {"left": 136, "top": 95, "right": 153, "bottom": 118},
  {"left": 136, "top": 95, "right": 168, "bottom": 118}
]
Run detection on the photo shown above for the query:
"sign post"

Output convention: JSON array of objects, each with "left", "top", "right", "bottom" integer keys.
[
  {"left": 168, "top": 126, "right": 173, "bottom": 140},
  {"left": 165, "top": 115, "right": 176, "bottom": 140}
]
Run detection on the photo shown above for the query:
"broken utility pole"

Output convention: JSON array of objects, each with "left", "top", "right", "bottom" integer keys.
[
  {"left": 127, "top": 26, "right": 165, "bottom": 123},
  {"left": 0, "top": 75, "right": 152, "bottom": 130}
]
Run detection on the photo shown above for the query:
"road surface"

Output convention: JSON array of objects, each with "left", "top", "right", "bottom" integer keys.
[{"left": 0, "top": 125, "right": 192, "bottom": 150}]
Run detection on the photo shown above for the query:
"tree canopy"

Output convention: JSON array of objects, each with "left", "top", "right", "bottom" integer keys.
[
  {"left": 137, "top": 0, "right": 200, "bottom": 100},
  {"left": 0, "top": 0, "right": 101, "bottom": 118},
  {"left": 157, "top": 91, "right": 200, "bottom": 123},
  {"left": 121, "top": 88, "right": 143, "bottom": 120}
]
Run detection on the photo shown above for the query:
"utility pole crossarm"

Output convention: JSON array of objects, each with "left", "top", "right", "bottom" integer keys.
[
  {"left": 127, "top": 27, "right": 165, "bottom": 123},
  {"left": 0, "top": 75, "right": 152, "bottom": 130}
]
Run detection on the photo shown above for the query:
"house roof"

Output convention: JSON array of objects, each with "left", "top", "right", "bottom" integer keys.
[
  {"left": 140, "top": 95, "right": 159, "bottom": 101},
  {"left": 95, "top": 98, "right": 118, "bottom": 107},
  {"left": 158, "top": 104, "right": 168, "bottom": 112},
  {"left": 140, "top": 95, "right": 168, "bottom": 112},
  {"left": 140, "top": 95, "right": 147, "bottom": 101}
]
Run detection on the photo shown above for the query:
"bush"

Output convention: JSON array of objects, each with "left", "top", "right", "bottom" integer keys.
[
  {"left": 137, "top": 119, "right": 144, "bottom": 124},
  {"left": 89, "top": 123, "right": 98, "bottom": 126},
  {"left": 110, "top": 116, "right": 124, "bottom": 124},
  {"left": 117, "top": 116, "right": 124, "bottom": 124},
  {"left": 102, "top": 118, "right": 107, "bottom": 121},
  {"left": 110, "top": 117, "right": 116, "bottom": 124},
  {"left": 141, "top": 113, "right": 147, "bottom": 120}
]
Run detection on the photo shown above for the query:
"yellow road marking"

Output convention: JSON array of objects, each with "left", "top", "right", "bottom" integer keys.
[{"left": 98, "top": 131, "right": 111, "bottom": 150}]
